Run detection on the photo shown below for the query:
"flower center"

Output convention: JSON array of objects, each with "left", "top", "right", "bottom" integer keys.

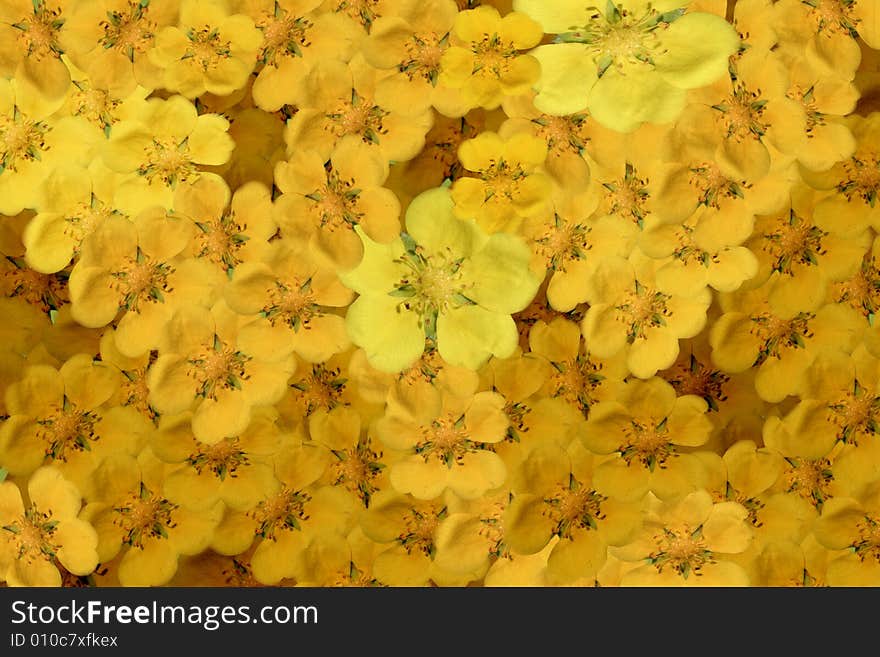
[
  {"left": 615, "top": 280, "right": 671, "bottom": 343},
  {"left": 331, "top": 438, "right": 384, "bottom": 507},
  {"left": 556, "top": 3, "right": 679, "bottom": 77},
  {"left": 664, "top": 355, "right": 729, "bottom": 412},
  {"left": 805, "top": 0, "right": 859, "bottom": 37},
  {"left": 650, "top": 524, "right": 715, "bottom": 578},
  {"left": 137, "top": 137, "right": 197, "bottom": 187},
  {"left": 788, "top": 85, "right": 825, "bottom": 135},
  {"left": 689, "top": 162, "right": 748, "bottom": 208},
  {"left": 99, "top": 0, "right": 155, "bottom": 58},
  {"left": 602, "top": 162, "right": 650, "bottom": 226},
  {"left": 838, "top": 153, "right": 880, "bottom": 206},
  {"left": 543, "top": 475, "right": 606, "bottom": 539},
  {"left": 252, "top": 487, "right": 310, "bottom": 540},
  {"left": 121, "top": 367, "right": 156, "bottom": 421},
  {"left": 549, "top": 355, "right": 604, "bottom": 415},
  {"left": 114, "top": 483, "right": 177, "bottom": 548},
  {"left": 712, "top": 83, "right": 769, "bottom": 142},
  {"left": 762, "top": 210, "right": 827, "bottom": 275},
  {"left": 262, "top": 276, "right": 320, "bottom": 331},
  {"left": 2, "top": 504, "right": 59, "bottom": 562},
  {"left": 534, "top": 215, "right": 591, "bottom": 272},
  {"left": 111, "top": 249, "right": 174, "bottom": 312},
  {"left": 37, "top": 398, "right": 100, "bottom": 462},
  {"left": 749, "top": 311, "right": 814, "bottom": 364},
  {"left": 186, "top": 335, "right": 251, "bottom": 401},
  {"left": 415, "top": 414, "right": 476, "bottom": 467},
  {"left": 333, "top": 0, "right": 381, "bottom": 30},
  {"left": 13, "top": 2, "right": 64, "bottom": 61},
  {"left": 0, "top": 110, "right": 50, "bottom": 174},
  {"left": 194, "top": 211, "right": 247, "bottom": 272},
  {"left": 828, "top": 381, "right": 880, "bottom": 444},
  {"left": 620, "top": 417, "right": 674, "bottom": 470},
  {"left": 184, "top": 25, "right": 231, "bottom": 70},
  {"left": 306, "top": 168, "right": 363, "bottom": 230},
  {"left": 256, "top": 5, "right": 312, "bottom": 66},
  {"left": 391, "top": 240, "right": 472, "bottom": 339},
  {"left": 398, "top": 503, "right": 445, "bottom": 558},
  {"left": 401, "top": 31, "right": 447, "bottom": 83},
  {"left": 63, "top": 195, "right": 119, "bottom": 255},
  {"left": 469, "top": 32, "right": 519, "bottom": 77},
  {"left": 783, "top": 456, "right": 833, "bottom": 508},
  {"left": 326, "top": 90, "right": 388, "bottom": 145},
  {"left": 289, "top": 364, "right": 346, "bottom": 416},
  {"left": 853, "top": 513, "right": 880, "bottom": 563},
  {"left": 3, "top": 257, "right": 67, "bottom": 314},
  {"left": 533, "top": 113, "right": 590, "bottom": 158},
  {"left": 833, "top": 254, "right": 880, "bottom": 318},
  {"left": 186, "top": 437, "right": 249, "bottom": 480}
]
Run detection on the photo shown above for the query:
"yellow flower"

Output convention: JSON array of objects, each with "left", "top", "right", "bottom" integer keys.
[
  {"left": 0, "top": 79, "right": 102, "bottom": 215},
  {"left": 149, "top": 0, "right": 262, "bottom": 98},
  {"left": 612, "top": 489, "right": 753, "bottom": 586},
  {"left": 246, "top": 0, "right": 361, "bottom": 112},
  {"left": 517, "top": 0, "right": 739, "bottom": 131},
  {"left": 581, "top": 252, "right": 712, "bottom": 379},
  {"left": 438, "top": 6, "right": 543, "bottom": 111},
  {"left": 283, "top": 56, "right": 434, "bottom": 166},
  {"left": 710, "top": 289, "right": 864, "bottom": 403},
  {"left": 86, "top": 452, "right": 223, "bottom": 586},
  {"left": 224, "top": 236, "right": 354, "bottom": 363},
  {"left": 60, "top": 0, "right": 180, "bottom": 95},
  {"left": 274, "top": 138, "right": 401, "bottom": 271},
  {"left": 146, "top": 301, "right": 296, "bottom": 443},
  {"left": 362, "top": 0, "right": 468, "bottom": 118},
  {"left": 582, "top": 377, "right": 714, "bottom": 501},
  {"left": 0, "top": 467, "right": 98, "bottom": 586},
  {"left": 0, "top": 355, "right": 123, "bottom": 487},
  {"left": 375, "top": 387, "right": 508, "bottom": 499},
  {"left": 102, "top": 94, "right": 234, "bottom": 214},
  {"left": 813, "top": 492, "right": 880, "bottom": 586},
  {"left": 503, "top": 442, "right": 641, "bottom": 583},
  {"left": 152, "top": 408, "right": 281, "bottom": 513},
  {"left": 341, "top": 186, "right": 541, "bottom": 372},
  {"left": 0, "top": 0, "right": 72, "bottom": 101},
  {"left": 23, "top": 162, "right": 127, "bottom": 274},
  {"left": 451, "top": 130, "right": 551, "bottom": 233}
]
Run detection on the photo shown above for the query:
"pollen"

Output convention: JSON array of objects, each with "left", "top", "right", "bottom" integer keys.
[
  {"left": 649, "top": 524, "right": 716, "bottom": 578},
  {"left": 186, "top": 437, "right": 249, "bottom": 480},
  {"left": 251, "top": 486, "right": 310, "bottom": 540},
  {"left": 398, "top": 503, "right": 445, "bottom": 558},
  {"left": 749, "top": 311, "right": 814, "bottom": 364},
  {"left": 37, "top": 398, "right": 100, "bottom": 462},
  {"left": 543, "top": 476, "right": 606, "bottom": 539},
  {"left": 331, "top": 438, "right": 384, "bottom": 507},
  {"left": 114, "top": 483, "right": 178, "bottom": 548},
  {"left": 289, "top": 364, "right": 347, "bottom": 416},
  {"left": 549, "top": 354, "right": 604, "bottom": 416},
  {"left": 805, "top": 0, "right": 859, "bottom": 37},
  {"left": 620, "top": 417, "right": 675, "bottom": 471},
  {"left": 832, "top": 254, "right": 880, "bottom": 317},
  {"left": 414, "top": 414, "right": 475, "bottom": 467},
  {"left": 762, "top": 210, "right": 827, "bottom": 275},
  {"left": 111, "top": 250, "right": 174, "bottom": 312},
  {"left": 783, "top": 456, "right": 834, "bottom": 508},
  {"left": 120, "top": 367, "right": 157, "bottom": 422},
  {"left": 689, "top": 162, "right": 748, "bottom": 208},
  {"left": 137, "top": 137, "right": 198, "bottom": 187},
  {"left": 532, "top": 113, "right": 590, "bottom": 159},
  {"left": 853, "top": 513, "right": 880, "bottom": 563},
  {"left": 262, "top": 277, "right": 320, "bottom": 331},
  {"left": 194, "top": 211, "right": 248, "bottom": 272},
  {"left": 828, "top": 381, "right": 880, "bottom": 444},
  {"left": 2, "top": 505, "right": 60, "bottom": 563},
  {"left": 98, "top": 0, "right": 155, "bottom": 58},
  {"left": 186, "top": 335, "right": 251, "bottom": 401},
  {"left": 0, "top": 111, "right": 50, "bottom": 174},
  {"left": 307, "top": 168, "right": 363, "bottom": 231},
  {"left": 256, "top": 6, "right": 312, "bottom": 66},
  {"left": 602, "top": 163, "right": 650, "bottom": 226},
  {"left": 326, "top": 91, "right": 388, "bottom": 146},
  {"left": 185, "top": 26, "right": 232, "bottom": 71},
  {"left": 615, "top": 280, "right": 671, "bottom": 344},
  {"left": 14, "top": 3, "right": 64, "bottom": 61},
  {"left": 3, "top": 258, "right": 68, "bottom": 314},
  {"left": 534, "top": 215, "right": 591, "bottom": 272}
]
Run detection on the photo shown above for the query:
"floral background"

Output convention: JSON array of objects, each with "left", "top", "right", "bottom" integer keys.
[{"left": 2, "top": 0, "right": 880, "bottom": 587}]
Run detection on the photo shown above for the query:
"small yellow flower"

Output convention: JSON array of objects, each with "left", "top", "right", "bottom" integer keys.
[{"left": 0, "top": 467, "right": 98, "bottom": 586}]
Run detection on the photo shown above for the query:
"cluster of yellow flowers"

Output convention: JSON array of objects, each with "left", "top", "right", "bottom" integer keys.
[{"left": 2, "top": 0, "right": 880, "bottom": 588}]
